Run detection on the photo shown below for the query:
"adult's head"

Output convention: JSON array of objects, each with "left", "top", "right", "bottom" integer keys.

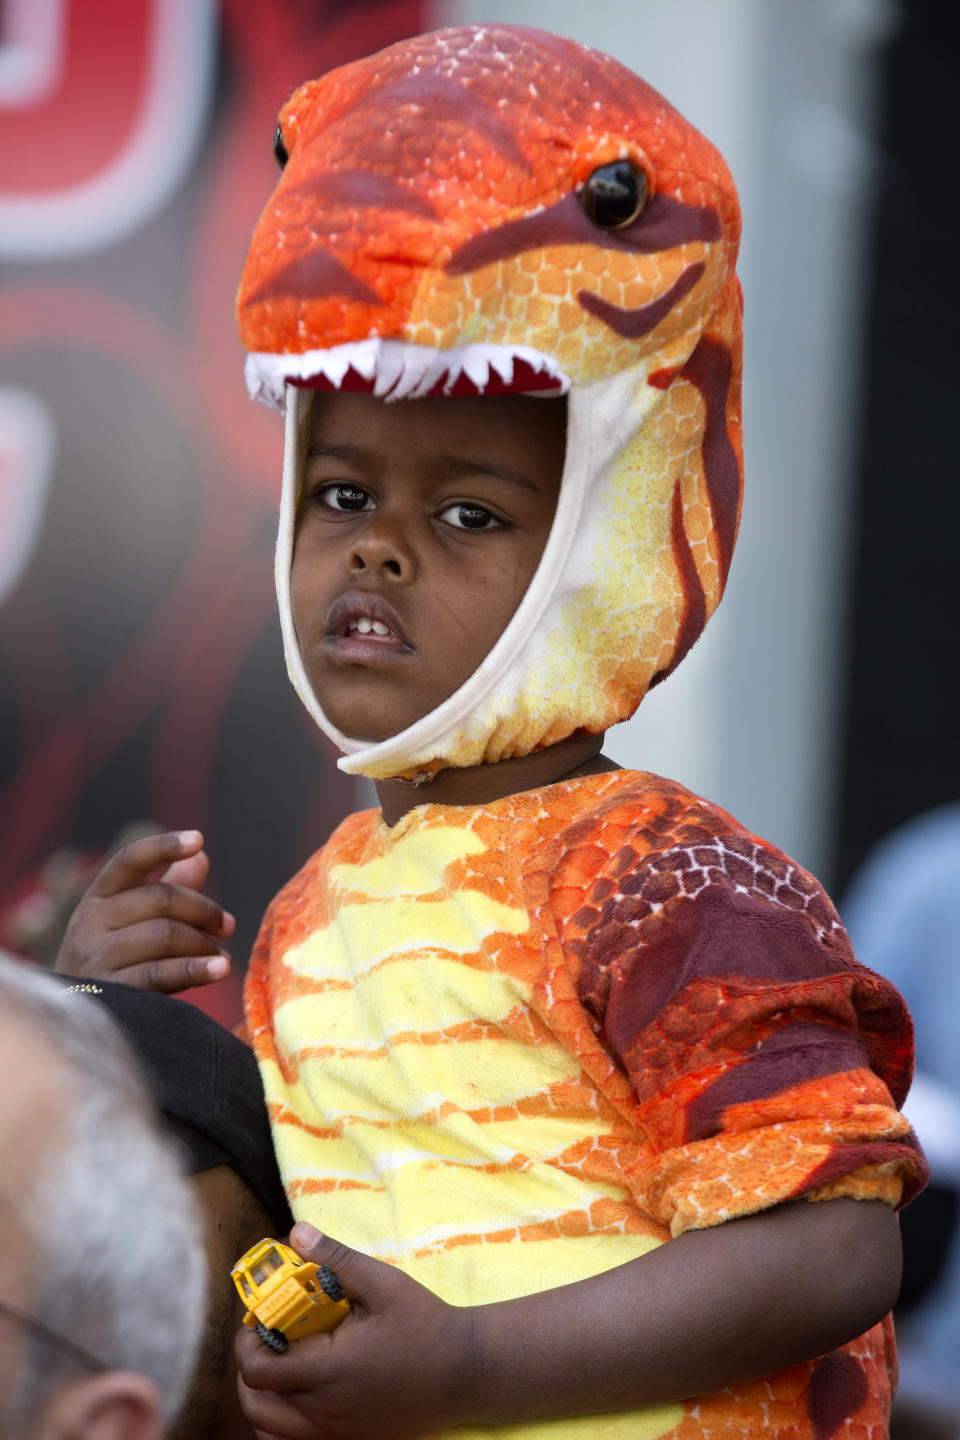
[{"left": 0, "top": 954, "right": 206, "bottom": 1439}]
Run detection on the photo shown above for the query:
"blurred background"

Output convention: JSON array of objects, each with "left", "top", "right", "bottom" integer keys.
[{"left": 0, "top": 0, "right": 957, "bottom": 1428}]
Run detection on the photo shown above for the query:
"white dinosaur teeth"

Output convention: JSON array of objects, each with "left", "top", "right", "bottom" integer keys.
[
  {"left": 245, "top": 340, "right": 571, "bottom": 411},
  {"left": 462, "top": 349, "right": 490, "bottom": 390},
  {"left": 390, "top": 351, "right": 431, "bottom": 400},
  {"left": 372, "top": 345, "right": 409, "bottom": 398},
  {"left": 411, "top": 352, "right": 453, "bottom": 398},
  {"left": 487, "top": 349, "right": 514, "bottom": 384},
  {"left": 320, "top": 350, "right": 351, "bottom": 389},
  {"left": 350, "top": 347, "right": 378, "bottom": 381}
]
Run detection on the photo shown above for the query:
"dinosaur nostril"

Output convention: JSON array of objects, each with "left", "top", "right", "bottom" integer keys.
[{"left": 273, "top": 124, "right": 289, "bottom": 169}]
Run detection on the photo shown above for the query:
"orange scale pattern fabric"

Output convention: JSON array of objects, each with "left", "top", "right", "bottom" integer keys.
[{"left": 245, "top": 769, "right": 925, "bottom": 1439}]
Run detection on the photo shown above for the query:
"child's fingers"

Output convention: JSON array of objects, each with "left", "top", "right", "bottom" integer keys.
[
  {"left": 161, "top": 849, "right": 211, "bottom": 892},
  {"left": 104, "top": 880, "right": 234, "bottom": 938},
  {"left": 290, "top": 1221, "right": 392, "bottom": 1305},
  {"left": 236, "top": 1370, "right": 315, "bottom": 1438},
  {"left": 90, "top": 831, "right": 205, "bottom": 898},
  {"left": 116, "top": 952, "right": 231, "bottom": 993},
  {"left": 235, "top": 1325, "right": 336, "bottom": 1394},
  {"left": 110, "top": 915, "right": 227, "bottom": 962}
]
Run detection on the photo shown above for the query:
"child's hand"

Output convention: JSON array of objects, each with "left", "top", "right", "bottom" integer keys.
[
  {"left": 235, "top": 1222, "right": 475, "bottom": 1440},
  {"left": 55, "top": 830, "right": 235, "bottom": 991}
]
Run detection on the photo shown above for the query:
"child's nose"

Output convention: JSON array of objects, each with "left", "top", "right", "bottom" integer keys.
[{"left": 345, "top": 516, "right": 418, "bottom": 584}]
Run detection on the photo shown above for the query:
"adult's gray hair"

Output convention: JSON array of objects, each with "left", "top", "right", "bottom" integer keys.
[{"left": 0, "top": 954, "right": 206, "bottom": 1427}]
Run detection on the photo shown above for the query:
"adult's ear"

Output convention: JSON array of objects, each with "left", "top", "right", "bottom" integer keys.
[{"left": 38, "top": 1371, "right": 163, "bottom": 1440}]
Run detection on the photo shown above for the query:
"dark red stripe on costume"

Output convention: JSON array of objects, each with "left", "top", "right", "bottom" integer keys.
[
  {"left": 649, "top": 480, "right": 705, "bottom": 689},
  {"left": 445, "top": 193, "right": 720, "bottom": 275},
  {"left": 806, "top": 1354, "right": 869, "bottom": 1440},
  {"left": 681, "top": 335, "right": 739, "bottom": 588},
  {"left": 624, "top": 194, "right": 721, "bottom": 251},
  {"left": 598, "top": 885, "right": 847, "bottom": 1045},
  {"left": 286, "top": 169, "right": 437, "bottom": 220},
  {"left": 243, "top": 249, "right": 380, "bottom": 307},
  {"left": 338, "top": 73, "right": 533, "bottom": 176},
  {"left": 795, "top": 1139, "right": 923, "bottom": 1199},
  {"left": 683, "top": 1023, "right": 871, "bottom": 1143},
  {"left": 578, "top": 263, "right": 704, "bottom": 340},
  {"left": 501, "top": 25, "right": 631, "bottom": 105}
]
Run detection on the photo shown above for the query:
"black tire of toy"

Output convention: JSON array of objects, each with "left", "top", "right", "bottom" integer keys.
[
  {"left": 255, "top": 1321, "right": 289, "bottom": 1353},
  {"left": 317, "top": 1266, "right": 346, "bottom": 1302}
]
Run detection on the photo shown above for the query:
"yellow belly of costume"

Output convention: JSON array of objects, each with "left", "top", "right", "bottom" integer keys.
[{"left": 260, "top": 816, "right": 684, "bottom": 1438}]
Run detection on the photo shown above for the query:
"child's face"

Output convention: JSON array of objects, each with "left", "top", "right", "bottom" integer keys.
[{"left": 291, "top": 390, "right": 566, "bottom": 743}]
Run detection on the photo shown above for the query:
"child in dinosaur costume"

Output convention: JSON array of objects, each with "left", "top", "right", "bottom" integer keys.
[{"left": 57, "top": 24, "right": 924, "bottom": 1440}]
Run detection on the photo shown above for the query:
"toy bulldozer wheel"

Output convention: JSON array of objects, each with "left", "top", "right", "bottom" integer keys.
[
  {"left": 255, "top": 1321, "right": 289, "bottom": 1354},
  {"left": 317, "top": 1265, "right": 346, "bottom": 1302}
]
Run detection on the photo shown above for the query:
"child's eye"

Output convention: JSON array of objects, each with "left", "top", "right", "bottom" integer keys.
[
  {"left": 439, "top": 503, "right": 501, "bottom": 531},
  {"left": 319, "top": 484, "right": 375, "bottom": 513}
]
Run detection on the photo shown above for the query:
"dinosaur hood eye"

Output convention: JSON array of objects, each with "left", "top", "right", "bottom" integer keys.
[
  {"left": 580, "top": 161, "right": 648, "bottom": 229},
  {"left": 273, "top": 124, "right": 289, "bottom": 168}
]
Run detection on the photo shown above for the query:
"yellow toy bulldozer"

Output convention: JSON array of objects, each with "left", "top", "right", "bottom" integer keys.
[{"left": 231, "top": 1238, "right": 350, "bottom": 1353}]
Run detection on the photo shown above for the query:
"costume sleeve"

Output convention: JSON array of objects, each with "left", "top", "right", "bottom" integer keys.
[{"left": 562, "top": 789, "right": 928, "bottom": 1237}]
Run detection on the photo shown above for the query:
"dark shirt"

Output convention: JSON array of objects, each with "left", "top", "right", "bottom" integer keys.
[{"left": 51, "top": 975, "right": 293, "bottom": 1234}]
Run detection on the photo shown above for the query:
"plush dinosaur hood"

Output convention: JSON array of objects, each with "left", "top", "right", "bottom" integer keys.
[{"left": 237, "top": 24, "right": 743, "bottom": 781}]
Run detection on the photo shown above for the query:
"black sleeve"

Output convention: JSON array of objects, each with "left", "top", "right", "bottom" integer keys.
[{"left": 50, "top": 976, "right": 293, "bottom": 1233}]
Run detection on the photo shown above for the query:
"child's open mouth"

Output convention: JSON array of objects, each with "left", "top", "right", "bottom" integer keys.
[
  {"left": 345, "top": 617, "right": 394, "bottom": 638},
  {"left": 325, "top": 592, "right": 413, "bottom": 658}
]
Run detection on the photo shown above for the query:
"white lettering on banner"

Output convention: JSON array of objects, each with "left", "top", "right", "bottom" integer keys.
[
  {"left": 0, "top": 0, "right": 217, "bottom": 258},
  {"left": 0, "top": 0, "right": 66, "bottom": 107}
]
